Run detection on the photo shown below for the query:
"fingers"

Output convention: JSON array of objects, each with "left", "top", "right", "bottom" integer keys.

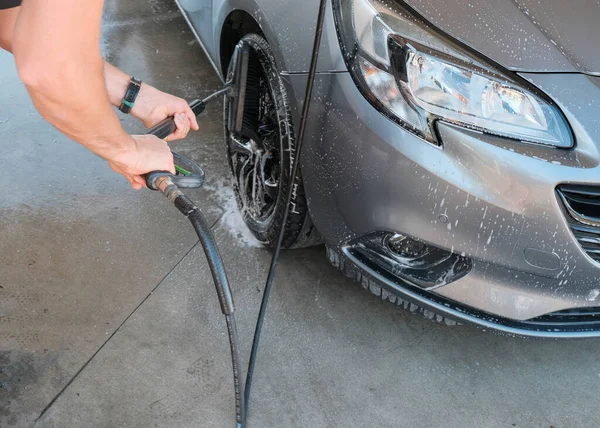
[
  {"left": 166, "top": 112, "right": 192, "bottom": 141},
  {"left": 108, "top": 162, "right": 141, "bottom": 190},
  {"left": 157, "top": 139, "right": 176, "bottom": 174},
  {"left": 139, "top": 135, "right": 176, "bottom": 174},
  {"left": 176, "top": 99, "right": 199, "bottom": 131},
  {"left": 186, "top": 105, "right": 200, "bottom": 131},
  {"left": 166, "top": 156, "right": 176, "bottom": 175},
  {"left": 132, "top": 175, "right": 147, "bottom": 190},
  {"left": 110, "top": 134, "right": 175, "bottom": 182},
  {"left": 123, "top": 172, "right": 143, "bottom": 190},
  {"left": 131, "top": 181, "right": 144, "bottom": 191},
  {"left": 124, "top": 172, "right": 144, "bottom": 190}
]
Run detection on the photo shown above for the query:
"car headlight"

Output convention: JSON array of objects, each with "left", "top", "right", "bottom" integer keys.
[{"left": 333, "top": 0, "right": 573, "bottom": 148}]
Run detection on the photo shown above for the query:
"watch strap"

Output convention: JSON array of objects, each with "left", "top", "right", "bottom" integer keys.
[{"left": 119, "top": 77, "right": 142, "bottom": 114}]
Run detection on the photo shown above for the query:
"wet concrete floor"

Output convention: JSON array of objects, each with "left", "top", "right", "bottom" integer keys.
[{"left": 1, "top": 1, "right": 600, "bottom": 427}]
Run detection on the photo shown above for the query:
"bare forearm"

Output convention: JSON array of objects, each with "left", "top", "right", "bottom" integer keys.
[
  {"left": 12, "top": 0, "right": 134, "bottom": 161},
  {"left": 104, "top": 62, "right": 130, "bottom": 108},
  {"left": 23, "top": 57, "right": 133, "bottom": 160},
  {"left": 5, "top": 0, "right": 190, "bottom": 190}
]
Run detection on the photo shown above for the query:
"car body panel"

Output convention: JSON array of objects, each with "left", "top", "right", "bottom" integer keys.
[
  {"left": 177, "top": 0, "right": 600, "bottom": 335},
  {"left": 284, "top": 71, "right": 600, "bottom": 321},
  {"left": 176, "top": 0, "right": 346, "bottom": 78},
  {"left": 177, "top": 0, "right": 213, "bottom": 50},
  {"left": 405, "top": 0, "right": 600, "bottom": 74}
]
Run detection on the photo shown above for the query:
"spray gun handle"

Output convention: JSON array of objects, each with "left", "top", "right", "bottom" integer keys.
[
  {"left": 144, "top": 152, "right": 205, "bottom": 190},
  {"left": 143, "top": 99, "right": 206, "bottom": 191},
  {"left": 145, "top": 99, "right": 206, "bottom": 139}
]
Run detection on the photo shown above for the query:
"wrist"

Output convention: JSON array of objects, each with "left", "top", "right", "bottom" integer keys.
[
  {"left": 95, "top": 133, "right": 137, "bottom": 164},
  {"left": 119, "top": 77, "right": 142, "bottom": 114},
  {"left": 129, "top": 83, "right": 153, "bottom": 120},
  {"left": 104, "top": 62, "right": 131, "bottom": 107}
]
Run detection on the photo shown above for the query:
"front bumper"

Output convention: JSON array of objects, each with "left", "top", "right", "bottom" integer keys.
[{"left": 282, "top": 71, "right": 600, "bottom": 338}]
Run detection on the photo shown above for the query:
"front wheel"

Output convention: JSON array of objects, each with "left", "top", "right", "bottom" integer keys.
[{"left": 224, "top": 33, "right": 321, "bottom": 249}]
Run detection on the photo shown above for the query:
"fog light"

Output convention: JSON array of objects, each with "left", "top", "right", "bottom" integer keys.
[
  {"left": 386, "top": 234, "right": 426, "bottom": 258},
  {"left": 344, "top": 232, "right": 472, "bottom": 290}
]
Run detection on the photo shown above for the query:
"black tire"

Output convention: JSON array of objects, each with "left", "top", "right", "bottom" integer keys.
[
  {"left": 327, "top": 248, "right": 460, "bottom": 326},
  {"left": 224, "top": 34, "right": 321, "bottom": 249}
]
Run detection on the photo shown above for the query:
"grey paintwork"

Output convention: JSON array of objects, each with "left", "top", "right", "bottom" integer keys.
[
  {"left": 176, "top": 0, "right": 345, "bottom": 76},
  {"left": 176, "top": 0, "right": 600, "bottom": 335},
  {"left": 179, "top": 0, "right": 600, "bottom": 75},
  {"left": 406, "top": 0, "right": 600, "bottom": 74},
  {"left": 285, "top": 71, "right": 600, "bottom": 321}
]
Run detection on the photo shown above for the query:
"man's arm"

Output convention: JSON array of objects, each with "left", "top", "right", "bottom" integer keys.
[
  {"left": 11, "top": 0, "right": 176, "bottom": 189},
  {"left": 103, "top": 63, "right": 199, "bottom": 141},
  {"left": 1, "top": 6, "right": 199, "bottom": 144},
  {"left": 0, "top": 7, "right": 18, "bottom": 51}
]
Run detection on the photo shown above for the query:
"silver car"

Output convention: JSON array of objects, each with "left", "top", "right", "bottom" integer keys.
[{"left": 176, "top": 0, "right": 600, "bottom": 337}]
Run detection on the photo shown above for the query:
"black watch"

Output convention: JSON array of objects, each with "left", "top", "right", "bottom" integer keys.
[{"left": 119, "top": 77, "right": 142, "bottom": 114}]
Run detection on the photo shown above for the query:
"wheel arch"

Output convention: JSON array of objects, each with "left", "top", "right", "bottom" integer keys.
[{"left": 214, "top": 1, "right": 286, "bottom": 77}]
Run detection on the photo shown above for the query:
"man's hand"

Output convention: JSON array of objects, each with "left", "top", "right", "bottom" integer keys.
[
  {"left": 108, "top": 134, "right": 175, "bottom": 190},
  {"left": 9, "top": 1, "right": 192, "bottom": 191},
  {"left": 103, "top": 64, "right": 199, "bottom": 142},
  {"left": 131, "top": 84, "right": 200, "bottom": 141}
]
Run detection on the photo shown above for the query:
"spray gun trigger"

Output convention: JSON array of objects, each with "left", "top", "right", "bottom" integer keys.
[{"left": 175, "top": 165, "right": 192, "bottom": 176}]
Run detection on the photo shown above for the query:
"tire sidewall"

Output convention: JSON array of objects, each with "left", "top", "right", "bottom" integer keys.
[{"left": 224, "top": 34, "right": 306, "bottom": 246}]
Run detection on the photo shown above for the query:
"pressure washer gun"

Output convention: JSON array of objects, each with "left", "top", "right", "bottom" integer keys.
[
  {"left": 143, "top": 38, "right": 249, "bottom": 194},
  {"left": 139, "top": 1, "right": 327, "bottom": 425},
  {"left": 141, "top": 41, "right": 250, "bottom": 428}
]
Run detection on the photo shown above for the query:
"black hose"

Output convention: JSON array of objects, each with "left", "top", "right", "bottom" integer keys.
[
  {"left": 173, "top": 194, "right": 246, "bottom": 427},
  {"left": 175, "top": 196, "right": 235, "bottom": 316},
  {"left": 154, "top": 1, "right": 327, "bottom": 423},
  {"left": 225, "top": 314, "right": 245, "bottom": 428},
  {"left": 243, "top": 0, "right": 329, "bottom": 419}
]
